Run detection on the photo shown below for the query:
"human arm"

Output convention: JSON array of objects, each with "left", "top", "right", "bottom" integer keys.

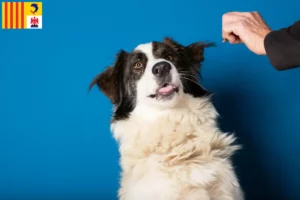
[
  {"left": 222, "top": 11, "right": 300, "bottom": 71},
  {"left": 264, "top": 21, "right": 300, "bottom": 71}
]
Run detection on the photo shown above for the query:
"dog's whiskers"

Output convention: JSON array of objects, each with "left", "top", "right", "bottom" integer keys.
[
  {"left": 180, "top": 76, "right": 203, "bottom": 89},
  {"left": 179, "top": 71, "right": 199, "bottom": 80}
]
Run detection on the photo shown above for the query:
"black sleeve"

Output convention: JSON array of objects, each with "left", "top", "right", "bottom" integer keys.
[{"left": 264, "top": 21, "right": 300, "bottom": 71}]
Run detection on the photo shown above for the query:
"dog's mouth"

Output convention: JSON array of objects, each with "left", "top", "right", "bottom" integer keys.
[{"left": 149, "top": 83, "right": 179, "bottom": 99}]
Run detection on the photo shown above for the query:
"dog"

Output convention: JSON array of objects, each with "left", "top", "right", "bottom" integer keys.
[{"left": 90, "top": 37, "right": 244, "bottom": 200}]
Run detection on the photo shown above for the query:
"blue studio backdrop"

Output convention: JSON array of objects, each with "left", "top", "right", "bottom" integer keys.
[{"left": 1, "top": 0, "right": 300, "bottom": 199}]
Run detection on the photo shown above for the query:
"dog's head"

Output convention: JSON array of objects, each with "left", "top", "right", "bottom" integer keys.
[{"left": 90, "top": 37, "right": 214, "bottom": 120}]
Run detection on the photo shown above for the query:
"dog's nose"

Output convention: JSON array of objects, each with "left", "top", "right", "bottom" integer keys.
[{"left": 152, "top": 62, "right": 171, "bottom": 77}]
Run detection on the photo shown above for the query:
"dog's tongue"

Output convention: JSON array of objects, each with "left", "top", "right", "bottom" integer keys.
[{"left": 158, "top": 85, "right": 173, "bottom": 93}]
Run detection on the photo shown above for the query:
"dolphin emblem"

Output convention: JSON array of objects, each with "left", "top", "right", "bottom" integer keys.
[{"left": 30, "top": 3, "right": 38, "bottom": 14}]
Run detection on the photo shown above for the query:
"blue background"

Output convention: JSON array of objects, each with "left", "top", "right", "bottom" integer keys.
[{"left": 0, "top": 0, "right": 299, "bottom": 199}]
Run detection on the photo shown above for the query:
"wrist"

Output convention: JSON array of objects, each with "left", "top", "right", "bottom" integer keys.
[{"left": 259, "top": 29, "right": 272, "bottom": 55}]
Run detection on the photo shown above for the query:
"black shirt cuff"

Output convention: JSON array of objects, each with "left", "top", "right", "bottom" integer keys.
[{"left": 264, "top": 21, "right": 300, "bottom": 71}]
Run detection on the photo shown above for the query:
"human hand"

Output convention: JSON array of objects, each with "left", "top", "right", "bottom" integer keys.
[{"left": 222, "top": 11, "right": 272, "bottom": 55}]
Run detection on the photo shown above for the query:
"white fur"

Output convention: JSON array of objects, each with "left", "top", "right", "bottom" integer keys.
[{"left": 109, "top": 43, "right": 244, "bottom": 200}]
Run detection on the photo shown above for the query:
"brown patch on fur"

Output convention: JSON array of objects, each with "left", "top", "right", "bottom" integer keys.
[
  {"left": 185, "top": 42, "right": 212, "bottom": 63},
  {"left": 89, "top": 66, "right": 117, "bottom": 103},
  {"left": 163, "top": 37, "right": 186, "bottom": 54},
  {"left": 89, "top": 50, "right": 128, "bottom": 104},
  {"left": 163, "top": 37, "right": 215, "bottom": 63}
]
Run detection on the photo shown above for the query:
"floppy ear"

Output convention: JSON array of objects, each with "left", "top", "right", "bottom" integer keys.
[
  {"left": 185, "top": 42, "right": 215, "bottom": 63},
  {"left": 89, "top": 50, "right": 127, "bottom": 104},
  {"left": 89, "top": 66, "right": 117, "bottom": 103}
]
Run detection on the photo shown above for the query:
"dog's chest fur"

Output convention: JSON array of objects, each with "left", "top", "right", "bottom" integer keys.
[{"left": 111, "top": 95, "right": 242, "bottom": 200}]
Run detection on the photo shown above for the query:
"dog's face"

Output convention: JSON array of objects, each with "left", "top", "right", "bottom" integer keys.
[{"left": 90, "top": 37, "right": 214, "bottom": 120}]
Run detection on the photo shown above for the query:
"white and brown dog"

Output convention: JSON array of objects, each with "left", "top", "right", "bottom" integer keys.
[{"left": 90, "top": 37, "right": 244, "bottom": 200}]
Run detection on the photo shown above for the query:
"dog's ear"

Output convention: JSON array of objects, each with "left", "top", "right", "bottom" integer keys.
[
  {"left": 89, "top": 50, "right": 127, "bottom": 104},
  {"left": 185, "top": 42, "right": 215, "bottom": 63},
  {"left": 163, "top": 37, "right": 215, "bottom": 63},
  {"left": 89, "top": 66, "right": 117, "bottom": 103}
]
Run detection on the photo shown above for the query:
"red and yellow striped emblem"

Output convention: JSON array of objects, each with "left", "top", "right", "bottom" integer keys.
[{"left": 2, "top": 2, "right": 42, "bottom": 29}]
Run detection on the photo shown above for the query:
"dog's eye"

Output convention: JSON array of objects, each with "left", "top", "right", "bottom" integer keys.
[
  {"left": 134, "top": 62, "right": 143, "bottom": 69},
  {"left": 166, "top": 55, "right": 173, "bottom": 61}
]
